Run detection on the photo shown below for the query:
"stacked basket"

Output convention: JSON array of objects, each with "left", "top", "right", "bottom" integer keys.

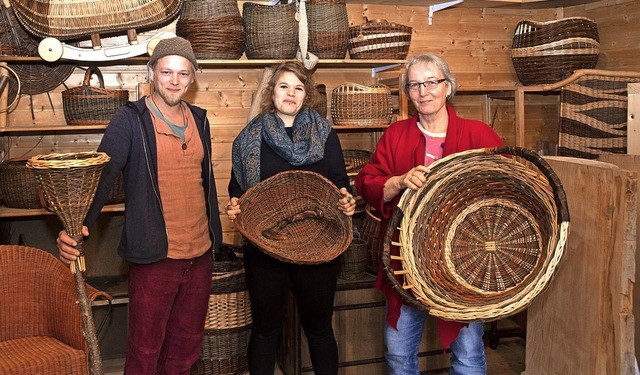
[
  {"left": 192, "top": 244, "right": 251, "bottom": 375},
  {"left": 511, "top": 17, "right": 599, "bottom": 85},
  {"left": 176, "top": 0, "right": 246, "bottom": 60},
  {"left": 331, "top": 83, "right": 393, "bottom": 126},
  {"left": 348, "top": 17, "right": 412, "bottom": 60}
]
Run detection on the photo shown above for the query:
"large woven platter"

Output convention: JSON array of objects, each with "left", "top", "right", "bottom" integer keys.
[
  {"left": 383, "top": 146, "right": 570, "bottom": 322},
  {"left": 236, "top": 170, "right": 353, "bottom": 265}
]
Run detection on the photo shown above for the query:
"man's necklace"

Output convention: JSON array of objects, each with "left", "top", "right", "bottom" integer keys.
[{"left": 149, "top": 95, "right": 188, "bottom": 149}]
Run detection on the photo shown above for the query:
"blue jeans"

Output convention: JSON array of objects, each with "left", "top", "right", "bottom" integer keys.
[{"left": 384, "top": 304, "right": 486, "bottom": 375}]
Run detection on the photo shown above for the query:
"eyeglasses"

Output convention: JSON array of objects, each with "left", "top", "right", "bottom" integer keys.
[{"left": 406, "top": 79, "right": 447, "bottom": 92}]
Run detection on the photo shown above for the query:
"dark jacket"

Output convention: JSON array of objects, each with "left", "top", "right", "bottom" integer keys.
[{"left": 84, "top": 98, "right": 222, "bottom": 264}]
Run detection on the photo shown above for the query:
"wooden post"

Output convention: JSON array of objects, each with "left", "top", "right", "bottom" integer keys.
[{"left": 628, "top": 83, "right": 640, "bottom": 155}]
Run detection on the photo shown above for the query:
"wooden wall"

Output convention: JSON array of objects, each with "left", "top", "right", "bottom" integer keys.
[{"left": 2, "top": 0, "right": 640, "bottom": 247}]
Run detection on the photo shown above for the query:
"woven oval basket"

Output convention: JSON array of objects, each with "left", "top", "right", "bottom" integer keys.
[
  {"left": 10, "top": 0, "right": 183, "bottom": 40},
  {"left": 331, "top": 83, "right": 393, "bottom": 126},
  {"left": 511, "top": 17, "right": 599, "bottom": 85},
  {"left": 235, "top": 170, "right": 353, "bottom": 265},
  {"left": 62, "top": 67, "right": 129, "bottom": 126},
  {"left": 242, "top": 1, "right": 299, "bottom": 59},
  {"left": 383, "top": 147, "right": 570, "bottom": 322},
  {"left": 348, "top": 17, "right": 412, "bottom": 60}
]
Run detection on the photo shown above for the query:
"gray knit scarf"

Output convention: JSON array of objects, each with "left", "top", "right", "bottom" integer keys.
[{"left": 232, "top": 107, "right": 331, "bottom": 190}]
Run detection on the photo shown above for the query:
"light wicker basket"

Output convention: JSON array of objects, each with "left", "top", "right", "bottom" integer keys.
[
  {"left": 235, "top": 170, "right": 353, "bottom": 265},
  {"left": 348, "top": 17, "right": 412, "bottom": 60},
  {"left": 331, "top": 83, "right": 393, "bottom": 126},
  {"left": 10, "top": 0, "right": 183, "bottom": 40},
  {"left": 511, "top": 17, "right": 599, "bottom": 85},
  {"left": 383, "top": 146, "right": 570, "bottom": 322}
]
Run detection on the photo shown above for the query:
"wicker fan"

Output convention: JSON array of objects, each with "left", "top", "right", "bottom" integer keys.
[
  {"left": 235, "top": 170, "right": 353, "bottom": 265},
  {"left": 26, "top": 151, "right": 111, "bottom": 375},
  {"left": 383, "top": 146, "right": 570, "bottom": 322}
]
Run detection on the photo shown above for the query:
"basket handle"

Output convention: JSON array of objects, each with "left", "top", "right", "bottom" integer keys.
[
  {"left": 486, "top": 146, "right": 570, "bottom": 224},
  {"left": 83, "top": 66, "right": 105, "bottom": 88}
]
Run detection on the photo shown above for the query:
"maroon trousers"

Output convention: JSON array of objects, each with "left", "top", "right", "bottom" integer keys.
[{"left": 124, "top": 249, "right": 212, "bottom": 375}]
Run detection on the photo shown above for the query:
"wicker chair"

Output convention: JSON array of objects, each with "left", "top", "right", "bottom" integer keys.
[{"left": 0, "top": 245, "right": 111, "bottom": 374}]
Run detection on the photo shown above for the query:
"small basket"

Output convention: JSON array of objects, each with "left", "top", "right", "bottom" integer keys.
[
  {"left": 0, "top": 159, "right": 42, "bottom": 209},
  {"left": 343, "top": 149, "right": 372, "bottom": 213},
  {"left": 243, "top": 1, "right": 299, "bottom": 59},
  {"left": 235, "top": 170, "right": 353, "bottom": 265},
  {"left": 176, "top": 0, "right": 246, "bottom": 60},
  {"left": 511, "top": 17, "right": 599, "bottom": 85},
  {"left": 383, "top": 147, "right": 570, "bottom": 322},
  {"left": 307, "top": 0, "right": 349, "bottom": 59},
  {"left": 331, "top": 83, "right": 393, "bottom": 126},
  {"left": 348, "top": 17, "right": 412, "bottom": 60},
  {"left": 361, "top": 205, "right": 382, "bottom": 275},
  {"left": 338, "top": 236, "right": 367, "bottom": 280},
  {"left": 62, "top": 67, "right": 129, "bottom": 126}
]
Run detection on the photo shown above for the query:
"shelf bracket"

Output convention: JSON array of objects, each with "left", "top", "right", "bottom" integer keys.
[
  {"left": 371, "top": 63, "right": 401, "bottom": 78},
  {"left": 428, "top": 0, "right": 463, "bottom": 25}
]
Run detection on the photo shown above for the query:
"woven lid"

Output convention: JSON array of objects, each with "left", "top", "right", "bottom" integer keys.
[
  {"left": 383, "top": 146, "right": 570, "bottom": 322},
  {"left": 235, "top": 170, "right": 353, "bottom": 264}
]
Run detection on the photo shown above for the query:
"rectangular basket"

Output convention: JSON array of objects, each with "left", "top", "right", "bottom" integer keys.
[
  {"left": 331, "top": 83, "right": 393, "bottom": 126},
  {"left": 62, "top": 66, "right": 129, "bottom": 126},
  {"left": 511, "top": 17, "right": 599, "bottom": 85},
  {"left": 348, "top": 17, "right": 412, "bottom": 60}
]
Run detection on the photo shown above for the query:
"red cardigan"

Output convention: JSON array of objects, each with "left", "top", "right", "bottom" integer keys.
[{"left": 355, "top": 105, "right": 504, "bottom": 348}]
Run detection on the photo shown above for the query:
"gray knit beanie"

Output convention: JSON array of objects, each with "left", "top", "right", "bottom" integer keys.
[{"left": 149, "top": 36, "right": 199, "bottom": 70}]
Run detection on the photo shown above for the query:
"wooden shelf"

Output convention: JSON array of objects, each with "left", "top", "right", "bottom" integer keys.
[
  {"left": 0, "top": 124, "right": 108, "bottom": 134},
  {"left": 0, "top": 203, "right": 124, "bottom": 218}
]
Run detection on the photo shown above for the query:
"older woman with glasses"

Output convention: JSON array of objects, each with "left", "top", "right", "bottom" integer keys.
[{"left": 355, "top": 53, "right": 504, "bottom": 375}]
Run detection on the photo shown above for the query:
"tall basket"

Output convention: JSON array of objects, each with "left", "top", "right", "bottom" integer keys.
[
  {"left": 242, "top": 1, "right": 299, "bottom": 59},
  {"left": 382, "top": 147, "right": 570, "bottom": 322},
  {"left": 26, "top": 152, "right": 111, "bottom": 375},
  {"left": 306, "top": 0, "right": 349, "bottom": 59}
]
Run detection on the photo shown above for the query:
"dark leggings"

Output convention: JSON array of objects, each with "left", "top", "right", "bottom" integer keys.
[{"left": 243, "top": 245, "right": 339, "bottom": 375}]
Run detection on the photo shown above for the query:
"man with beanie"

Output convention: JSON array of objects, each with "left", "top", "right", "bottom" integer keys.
[{"left": 56, "top": 36, "right": 223, "bottom": 374}]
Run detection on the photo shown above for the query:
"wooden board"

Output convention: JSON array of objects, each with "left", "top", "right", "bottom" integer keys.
[{"left": 523, "top": 156, "right": 636, "bottom": 375}]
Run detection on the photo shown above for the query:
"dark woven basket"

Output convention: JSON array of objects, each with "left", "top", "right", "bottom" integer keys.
[
  {"left": 314, "top": 84, "right": 328, "bottom": 118},
  {"left": 361, "top": 205, "right": 382, "bottom": 275},
  {"left": 558, "top": 71, "right": 640, "bottom": 159},
  {"left": 0, "top": 159, "right": 42, "bottom": 209},
  {"left": 348, "top": 17, "right": 412, "bottom": 60},
  {"left": 191, "top": 325, "right": 250, "bottom": 375},
  {"left": 0, "top": 5, "right": 75, "bottom": 101},
  {"left": 235, "top": 170, "right": 353, "bottom": 265},
  {"left": 511, "top": 17, "right": 599, "bottom": 85},
  {"left": 243, "top": 1, "right": 299, "bottom": 59},
  {"left": 307, "top": 0, "right": 349, "bottom": 59},
  {"left": 331, "top": 83, "right": 393, "bottom": 126},
  {"left": 338, "top": 237, "right": 367, "bottom": 280},
  {"left": 105, "top": 173, "right": 125, "bottom": 205},
  {"left": 176, "top": 0, "right": 246, "bottom": 60},
  {"left": 382, "top": 147, "right": 570, "bottom": 322},
  {"left": 62, "top": 67, "right": 129, "bottom": 126},
  {"left": 343, "top": 149, "right": 372, "bottom": 214},
  {"left": 211, "top": 244, "right": 247, "bottom": 294}
]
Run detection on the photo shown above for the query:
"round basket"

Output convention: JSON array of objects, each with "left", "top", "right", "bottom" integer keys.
[
  {"left": 242, "top": 1, "right": 299, "bottom": 60},
  {"left": 383, "top": 146, "right": 570, "bottom": 322},
  {"left": 331, "top": 83, "right": 393, "bottom": 126},
  {"left": 348, "top": 17, "right": 412, "bottom": 60},
  {"left": 0, "top": 159, "right": 42, "bottom": 209},
  {"left": 511, "top": 17, "right": 599, "bottom": 85},
  {"left": 235, "top": 170, "right": 353, "bottom": 265},
  {"left": 176, "top": 0, "right": 246, "bottom": 60}
]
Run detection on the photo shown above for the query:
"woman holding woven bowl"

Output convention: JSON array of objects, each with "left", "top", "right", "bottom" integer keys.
[
  {"left": 355, "top": 53, "right": 504, "bottom": 375},
  {"left": 225, "top": 61, "right": 356, "bottom": 375}
]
